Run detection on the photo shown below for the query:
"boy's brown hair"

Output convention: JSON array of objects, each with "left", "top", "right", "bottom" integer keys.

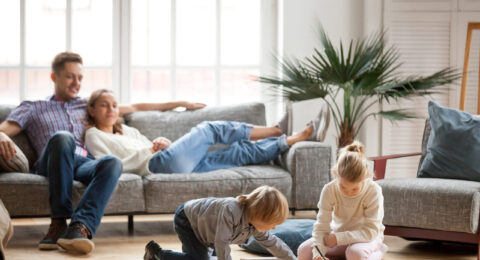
[
  {"left": 237, "top": 185, "right": 289, "bottom": 225},
  {"left": 51, "top": 52, "right": 83, "bottom": 75}
]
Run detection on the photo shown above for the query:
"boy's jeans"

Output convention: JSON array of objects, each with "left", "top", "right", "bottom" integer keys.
[{"left": 161, "top": 204, "right": 210, "bottom": 260}]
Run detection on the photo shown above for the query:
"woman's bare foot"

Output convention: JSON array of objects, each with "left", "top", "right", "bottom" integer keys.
[{"left": 286, "top": 125, "right": 313, "bottom": 146}]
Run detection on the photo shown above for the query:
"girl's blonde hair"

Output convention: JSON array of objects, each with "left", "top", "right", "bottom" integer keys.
[
  {"left": 332, "top": 141, "right": 371, "bottom": 182},
  {"left": 83, "top": 89, "right": 123, "bottom": 140},
  {"left": 236, "top": 185, "right": 289, "bottom": 225}
]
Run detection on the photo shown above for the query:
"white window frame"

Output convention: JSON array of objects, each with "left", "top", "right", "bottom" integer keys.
[{"left": 3, "top": 0, "right": 279, "bottom": 114}]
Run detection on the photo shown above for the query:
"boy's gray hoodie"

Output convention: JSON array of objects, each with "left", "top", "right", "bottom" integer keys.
[{"left": 184, "top": 197, "right": 297, "bottom": 260}]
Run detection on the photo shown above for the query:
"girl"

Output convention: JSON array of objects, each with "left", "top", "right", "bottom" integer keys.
[
  {"left": 297, "top": 141, "right": 387, "bottom": 260},
  {"left": 84, "top": 89, "right": 327, "bottom": 175},
  {"left": 143, "top": 185, "right": 296, "bottom": 260}
]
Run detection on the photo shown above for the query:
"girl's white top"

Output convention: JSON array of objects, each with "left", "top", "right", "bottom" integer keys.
[{"left": 312, "top": 178, "right": 385, "bottom": 258}]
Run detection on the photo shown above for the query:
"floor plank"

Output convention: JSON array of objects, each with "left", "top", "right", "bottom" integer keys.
[{"left": 4, "top": 213, "right": 477, "bottom": 260}]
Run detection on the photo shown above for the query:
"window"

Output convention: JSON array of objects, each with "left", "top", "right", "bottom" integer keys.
[
  {"left": 131, "top": 0, "right": 261, "bottom": 105},
  {"left": 0, "top": 0, "right": 273, "bottom": 107}
]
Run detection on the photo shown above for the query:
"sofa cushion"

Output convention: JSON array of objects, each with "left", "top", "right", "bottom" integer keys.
[
  {"left": 143, "top": 165, "right": 292, "bottom": 213},
  {"left": 0, "top": 143, "right": 29, "bottom": 173},
  {"left": 123, "top": 102, "right": 266, "bottom": 142},
  {"left": 0, "top": 173, "right": 145, "bottom": 216},
  {"left": 75, "top": 173, "right": 145, "bottom": 214},
  {"left": 377, "top": 178, "right": 480, "bottom": 234},
  {"left": 418, "top": 101, "right": 480, "bottom": 181},
  {"left": 0, "top": 105, "right": 38, "bottom": 168}
]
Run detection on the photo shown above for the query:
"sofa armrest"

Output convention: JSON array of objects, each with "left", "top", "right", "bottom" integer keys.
[
  {"left": 278, "top": 141, "right": 331, "bottom": 210},
  {"left": 368, "top": 152, "right": 421, "bottom": 180}
]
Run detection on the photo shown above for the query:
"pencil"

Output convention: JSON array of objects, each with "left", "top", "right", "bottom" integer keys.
[{"left": 314, "top": 245, "right": 326, "bottom": 260}]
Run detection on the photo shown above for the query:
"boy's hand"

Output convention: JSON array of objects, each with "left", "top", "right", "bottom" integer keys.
[{"left": 323, "top": 234, "right": 337, "bottom": 248}]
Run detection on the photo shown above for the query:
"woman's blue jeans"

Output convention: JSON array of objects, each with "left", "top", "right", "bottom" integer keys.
[{"left": 148, "top": 121, "right": 288, "bottom": 174}]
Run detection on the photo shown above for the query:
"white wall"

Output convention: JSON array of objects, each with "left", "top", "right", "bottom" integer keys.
[{"left": 280, "top": 0, "right": 383, "bottom": 156}]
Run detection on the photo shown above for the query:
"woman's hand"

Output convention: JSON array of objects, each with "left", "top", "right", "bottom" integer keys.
[
  {"left": 152, "top": 137, "right": 171, "bottom": 152},
  {"left": 323, "top": 234, "right": 337, "bottom": 248},
  {"left": 184, "top": 102, "right": 206, "bottom": 110}
]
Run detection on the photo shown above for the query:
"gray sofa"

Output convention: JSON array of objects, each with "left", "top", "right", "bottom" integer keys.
[{"left": 0, "top": 102, "right": 331, "bottom": 230}]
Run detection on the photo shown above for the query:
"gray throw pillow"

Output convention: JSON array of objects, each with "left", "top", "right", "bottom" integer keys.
[
  {"left": 0, "top": 143, "right": 29, "bottom": 173},
  {"left": 418, "top": 101, "right": 480, "bottom": 181}
]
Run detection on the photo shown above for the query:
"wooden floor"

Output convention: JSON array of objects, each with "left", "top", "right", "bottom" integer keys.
[{"left": 4, "top": 211, "right": 477, "bottom": 260}]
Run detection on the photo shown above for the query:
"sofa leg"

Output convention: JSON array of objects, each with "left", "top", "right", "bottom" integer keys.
[
  {"left": 128, "top": 215, "right": 134, "bottom": 235},
  {"left": 291, "top": 209, "right": 295, "bottom": 216},
  {"left": 477, "top": 239, "right": 480, "bottom": 260}
]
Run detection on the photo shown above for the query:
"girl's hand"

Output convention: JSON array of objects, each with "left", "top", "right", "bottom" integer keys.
[
  {"left": 152, "top": 137, "right": 171, "bottom": 152},
  {"left": 313, "top": 257, "right": 329, "bottom": 260},
  {"left": 323, "top": 234, "right": 337, "bottom": 248}
]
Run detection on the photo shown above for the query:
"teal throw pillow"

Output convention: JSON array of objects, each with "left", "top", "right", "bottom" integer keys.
[
  {"left": 418, "top": 101, "right": 480, "bottom": 181},
  {"left": 239, "top": 219, "right": 314, "bottom": 256}
]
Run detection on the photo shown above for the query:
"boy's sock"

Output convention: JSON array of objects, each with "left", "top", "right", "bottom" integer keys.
[{"left": 144, "top": 240, "right": 163, "bottom": 260}]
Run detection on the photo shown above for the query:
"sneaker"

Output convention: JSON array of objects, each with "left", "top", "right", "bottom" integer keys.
[
  {"left": 144, "top": 240, "right": 163, "bottom": 260},
  {"left": 38, "top": 218, "right": 67, "bottom": 250},
  {"left": 276, "top": 101, "right": 293, "bottom": 136},
  {"left": 57, "top": 222, "right": 94, "bottom": 254},
  {"left": 307, "top": 103, "right": 330, "bottom": 142}
]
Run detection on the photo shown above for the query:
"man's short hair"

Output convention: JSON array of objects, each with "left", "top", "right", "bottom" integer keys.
[{"left": 51, "top": 52, "right": 83, "bottom": 75}]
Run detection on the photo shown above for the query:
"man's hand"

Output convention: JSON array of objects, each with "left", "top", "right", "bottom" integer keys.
[
  {"left": 185, "top": 102, "right": 206, "bottom": 111},
  {"left": 151, "top": 137, "right": 171, "bottom": 152},
  {"left": 0, "top": 132, "right": 16, "bottom": 160},
  {"left": 323, "top": 234, "right": 337, "bottom": 248}
]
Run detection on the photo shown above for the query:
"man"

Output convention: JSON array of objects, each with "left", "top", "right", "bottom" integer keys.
[{"left": 0, "top": 52, "right": 205, "bottom": 255}]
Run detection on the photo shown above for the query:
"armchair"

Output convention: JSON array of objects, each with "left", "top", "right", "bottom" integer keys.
[{"left": 369, "top": 120, "right": 480, "bottom": 260}]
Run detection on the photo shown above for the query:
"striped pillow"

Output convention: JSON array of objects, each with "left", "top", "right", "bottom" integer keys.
[{"left": 0, "top": 144, "right": 29, "bottom": 173}]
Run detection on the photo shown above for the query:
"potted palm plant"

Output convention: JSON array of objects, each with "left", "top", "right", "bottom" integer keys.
[{"left": 259, "top": 26, "right": 459, "bottom": 148}]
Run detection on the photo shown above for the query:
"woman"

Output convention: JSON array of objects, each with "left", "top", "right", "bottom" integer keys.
[{"left": 84, "top": 89, "right": 328, "bottom": 176}]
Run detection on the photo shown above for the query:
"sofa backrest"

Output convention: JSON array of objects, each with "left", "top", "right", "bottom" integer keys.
[
  {"left": 123, "top": 102, "right": 266, "bottom": 141},
  {"left": 0, "top": 105, "right": 38, "bottom": 168},
  {"left": 0, "top": 102, "right": 266, "bottom": 167}
]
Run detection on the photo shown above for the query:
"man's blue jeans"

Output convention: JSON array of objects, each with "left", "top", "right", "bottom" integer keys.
[
  {"left": 160, "top": 204, "right": 210, "bottom": 260},
  {"left": 148, "top": 121, "right": 289, "bottom": 173},
  {"left": 35, "top": 131, "right": 122, "bottom": 236}
]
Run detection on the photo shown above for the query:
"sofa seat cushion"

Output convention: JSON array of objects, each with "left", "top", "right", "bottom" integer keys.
[
  {"left": 143, "top": 165, "right": 292, "bottom": 213},
  {"left": 75, "top": 173, "right": 145, "bottom": 214},
  {"left": 0, "top": 173, "right": 50, "bottom": 216},
  {"left": 0, "top": 173, "right": 145, "bottom": 216},
  {"left": 377, "top": 178, "right": 480, "bottom": 234}
]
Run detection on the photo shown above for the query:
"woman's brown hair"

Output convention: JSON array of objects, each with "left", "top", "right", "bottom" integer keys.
[{"left": 83, "top": 89, "right": 123, "bottom": 140}]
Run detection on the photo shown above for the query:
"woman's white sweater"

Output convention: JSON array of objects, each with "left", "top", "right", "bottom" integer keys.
[{"left": 85, "top": 125, "right": 154, "bottom": 176}]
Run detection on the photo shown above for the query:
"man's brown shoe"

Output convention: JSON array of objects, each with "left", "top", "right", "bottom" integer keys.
[{"left": 38, "top": 218, "right": 67, "bottom": 250}]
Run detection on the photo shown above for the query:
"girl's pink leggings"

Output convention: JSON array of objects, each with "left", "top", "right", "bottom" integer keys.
[{"left": 297, "top": 236, "right": 385, "bottom": 260}]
